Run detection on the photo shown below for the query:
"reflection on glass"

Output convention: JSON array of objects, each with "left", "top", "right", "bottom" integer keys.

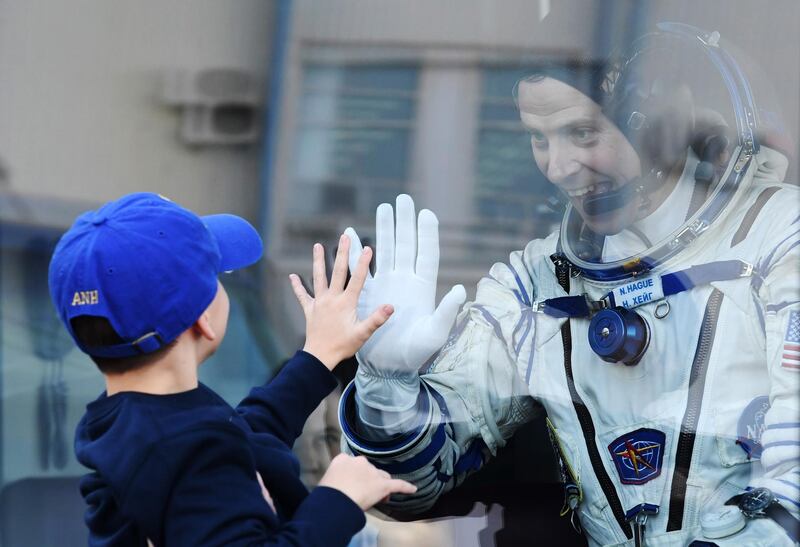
[{"left": 290, "top": 64, "right": 419, "bottom": 220}]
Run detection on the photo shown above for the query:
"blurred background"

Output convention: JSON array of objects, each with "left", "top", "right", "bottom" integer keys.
[{"left": 0, "top": 1, "right": 797, "bottom": 545}]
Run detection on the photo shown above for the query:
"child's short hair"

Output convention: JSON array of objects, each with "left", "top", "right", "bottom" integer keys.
[{"left": 48, "top": 192, "right": 263, "bottom": 368}]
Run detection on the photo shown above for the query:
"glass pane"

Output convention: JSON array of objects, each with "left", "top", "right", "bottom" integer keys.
[
  {"left": 479, "top": 102, "right": 520, "bottom": 122},
  {"left": 294, "top": 127, "right": 411, "bottom": 182},
  {"left": 305, "top": 65, "right": 418, "bottom": 92},
  {"left": 1, "top": 238, "right": 104, "bottom": 487},
  {"left": 290, "top": 63, "right": 418, "bottom": 220},
  {"left": 300, "top": 92, "right": 415, "bottom": 123},
  {"left": 482, "top": 66, "right": 535, "bottom": 99},
  {"left": 475, "top": 64, "right": 605, "bottom": 237},
  {"left": 200, "top": 273, "right": 278, "bottom": 405}
]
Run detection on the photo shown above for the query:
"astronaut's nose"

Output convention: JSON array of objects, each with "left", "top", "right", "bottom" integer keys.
[{"left": 547, "top": 146, "right": 581, "bottom": 185}]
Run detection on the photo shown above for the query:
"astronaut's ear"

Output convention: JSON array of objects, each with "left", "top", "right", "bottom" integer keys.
[
  {"left": 636, "top": 78, "right": 695, "bottom": 171},
  {"left": 694, "top": 107, "right": 728, "bottom": 134},
  {"left": 692, "top": 108, "right": 730, "bottom": 163}
]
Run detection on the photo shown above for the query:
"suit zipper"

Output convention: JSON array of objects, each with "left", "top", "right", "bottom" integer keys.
[
  {"left": 666, "top": 288, "right": 724, "bottom": 531},
  {"left": 552, "top": 255, "right": 633, "bottom": 541}
]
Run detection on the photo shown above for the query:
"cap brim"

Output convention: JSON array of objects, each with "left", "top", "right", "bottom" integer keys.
[{"left": 203, "top": 214, "right": 264, "bottom": 272}]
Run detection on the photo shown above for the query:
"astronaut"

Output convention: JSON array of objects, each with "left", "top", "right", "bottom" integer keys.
[{"left": 338, "top": 24, "right": 800, "bottom": 546}]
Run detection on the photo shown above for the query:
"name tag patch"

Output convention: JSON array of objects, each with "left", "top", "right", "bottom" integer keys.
[{"left": 611, "top": 276, "right": 664, "bottom": 309}]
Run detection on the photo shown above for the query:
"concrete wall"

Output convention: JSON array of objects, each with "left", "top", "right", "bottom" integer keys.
[
  {"left": 0, "top": 0, "right": 274, "bottom": 222},
  {"left": 293, "top": 0, "right": 595, "bottom": 52}
]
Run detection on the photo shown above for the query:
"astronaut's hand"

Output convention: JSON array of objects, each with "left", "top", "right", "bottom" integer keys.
[{"left": 345, "top": 194, "right": 465, "bottom": 410}]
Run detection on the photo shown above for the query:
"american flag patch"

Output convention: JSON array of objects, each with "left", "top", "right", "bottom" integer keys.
[{"left": 783, "top": 310, "right": 800, "bottom": 370}]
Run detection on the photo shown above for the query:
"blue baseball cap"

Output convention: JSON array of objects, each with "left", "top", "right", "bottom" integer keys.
[{"left": 48, "top": 192, "right": 263, "bottom": 358}]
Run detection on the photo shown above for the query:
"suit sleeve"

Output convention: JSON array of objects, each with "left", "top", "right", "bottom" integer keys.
[
  {"left": 750, "top": 186, "right": 800, "bottom": 520},
  {"left": 236, "top": 351, "right": 338, "bottom": 446},
  {"left": 339, "top": 246, "right": 544, "bottom": 514},
  {"left": 123, "top": 426, "right": 365, "bottom": 547}
]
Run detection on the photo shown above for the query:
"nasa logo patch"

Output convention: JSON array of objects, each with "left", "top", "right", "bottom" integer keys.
[
  {"left": 736, "top": 395, "right": 770, "bottom": 459},
  {"left": 608, "top": 428, "right": 666, "bottom": 485}
]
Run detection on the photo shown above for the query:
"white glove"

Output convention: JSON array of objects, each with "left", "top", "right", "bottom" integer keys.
[{"left": 345, "top": 194, "right": 466, "bottom": 413}]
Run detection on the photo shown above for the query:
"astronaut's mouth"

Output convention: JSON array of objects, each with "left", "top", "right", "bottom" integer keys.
[
  {"left": 565, "top": 180, "right": 616, "bottom": 200},
  {"left": 578, "top": 180, "right": 635, "bottom": 217}
]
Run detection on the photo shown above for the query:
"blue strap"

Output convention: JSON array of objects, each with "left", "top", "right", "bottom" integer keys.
[
  {"left": 542, "top": 296, "right": 592, "bottom": 318},
  {"left": 660, "top": 260, "right": 748, "bottom": 297},
  {"left": 541, "top": 260, "right": 750, "bottom": 319},
  {"left": 84, "top": 331, "right": 164, "bottom": 358}
]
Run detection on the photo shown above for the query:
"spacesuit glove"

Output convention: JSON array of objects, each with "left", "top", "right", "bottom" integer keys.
[{"left": 346, "top": 194, "right": 466, "bottom": 415}]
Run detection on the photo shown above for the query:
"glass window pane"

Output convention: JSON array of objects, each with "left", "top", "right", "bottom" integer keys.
[
  {"left": 294, "top": 127, "right": 411, "bottom": 182},
  {"left": 475, "top": 64, "right": 602, "bottom": 237},
  {"left": 200, "top": 274, "right": 277, "bottom": 406},
  {"left": 305, "top": 65, "right": 418, "bottom": 93},
  {"left": 289, "top": 63, "right": 419, "bottom": 222},
  {"left": 300, "top": 92, "right": 415, "bottom": 123},
  {"left": 476, "top": 68, "right": 560, "bottom": 236}
]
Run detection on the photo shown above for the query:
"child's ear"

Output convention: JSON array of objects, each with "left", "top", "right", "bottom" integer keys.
[{"left": 193, "top": 312, "right": 216, "bottom": 341}]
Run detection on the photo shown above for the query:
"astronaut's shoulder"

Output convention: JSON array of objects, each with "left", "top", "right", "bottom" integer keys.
[
  {"left": 488, "top": 233, "right": 557, "bottom": 280},
  {"left": 748, "top": 176, "right": 798, "bottom": 197},
  {"left": 520, "top": 231, "right": 560, "bottom": 263},
  {"left": 743, "top": 180, "right": 798, "bottom": 230},
  {"left": 721, "top": 179, "right": 798, "bottom": 257},
  {"left": 477, "top": 232, "right": 559, "bottom": 303}
]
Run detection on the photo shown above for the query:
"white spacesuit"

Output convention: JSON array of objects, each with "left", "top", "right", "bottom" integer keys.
[{"left": 339, "top": 24, "right": 800, "bottom": 546}]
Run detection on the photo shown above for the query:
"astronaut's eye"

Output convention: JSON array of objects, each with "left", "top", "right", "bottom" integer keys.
[
  {"left": 530, "top": 130, "right": 548, "bottom": 149},
  {"left": 571, "top": 126, "right": 599, "bottom": 147},
  {"left": 324, "top": 428, "right": 339, "bottom": 445}
]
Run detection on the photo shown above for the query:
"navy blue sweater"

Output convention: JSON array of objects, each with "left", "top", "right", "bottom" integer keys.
[{"left": 74, "top": 351, "right": 365, "bottom": 546}]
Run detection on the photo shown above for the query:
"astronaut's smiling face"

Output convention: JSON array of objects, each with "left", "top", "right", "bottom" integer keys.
[{"left": 517, "top": 77, "right": 642, "bottom": 235}]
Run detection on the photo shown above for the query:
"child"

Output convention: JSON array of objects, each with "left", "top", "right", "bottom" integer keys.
[{"left": 48, "top": 192, "right": 415, "bottom": 546}]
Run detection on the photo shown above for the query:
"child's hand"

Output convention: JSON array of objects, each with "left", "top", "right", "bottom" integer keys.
[
  {"left": 290, "top": 234, "right": 394, "bottom": 370},
  {"left": 318, "top": 453, "right": 417, "bottom": 511}
]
